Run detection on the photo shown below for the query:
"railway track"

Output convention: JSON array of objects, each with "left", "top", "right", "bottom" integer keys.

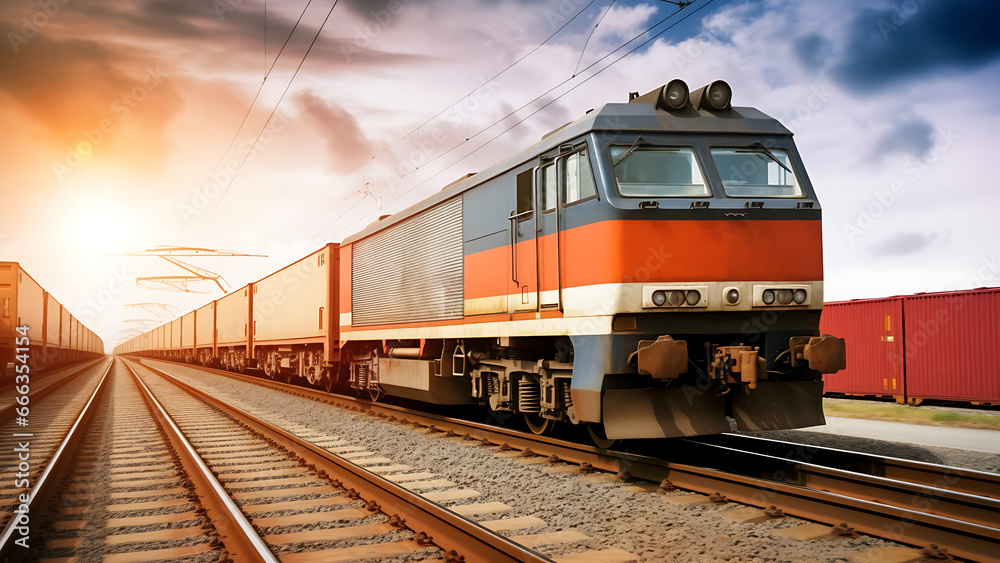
[
  {"left": 1, "top": 357, "right": 551, "bottom": 561},
  {"left": 0, "top": 358, "right": 112, "bottom": 534},
  {"left": 136, "top": 357, "right": 1000, "bottom": 562}
]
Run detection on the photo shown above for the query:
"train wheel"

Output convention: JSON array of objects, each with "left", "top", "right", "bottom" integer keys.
[
  {"left": 524, "top": 413, "right": 552, "bottom": 435},
  {"left": 586, "top": 423, "right": 618, "bottom": 449}
]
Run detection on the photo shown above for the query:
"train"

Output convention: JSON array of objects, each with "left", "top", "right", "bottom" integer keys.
[
  {"left": 0, "top": 262, "right": 106, "bottom": 377},
  {"left": 820, "top": 287, "right": 999, "bottom": 406},
  {"left": 116, "top": 79, "right": 846, "bottom": 443}
]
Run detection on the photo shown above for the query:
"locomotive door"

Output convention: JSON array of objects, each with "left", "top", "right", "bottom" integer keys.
[
  {"left": 509, "top": 169, "right": 538, "bottom": 312},
  {"left": 536, "top": 160, "right": 561, "bottom": 310}
]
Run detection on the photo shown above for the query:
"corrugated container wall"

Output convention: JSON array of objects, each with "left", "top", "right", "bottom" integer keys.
[
  {"left": 902, "top": 288, "right": 1000, "bottom": 403},
  {"left": 352, "top": 198, "right": 464, "bottom": 326},
  {"left": 820, "top": 298, "right": 905, "bottom": 397}
]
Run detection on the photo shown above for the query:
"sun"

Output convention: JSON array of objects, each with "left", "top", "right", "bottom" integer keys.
[{"left": 61, "top": 198, "right": 137, "bottom": 257}]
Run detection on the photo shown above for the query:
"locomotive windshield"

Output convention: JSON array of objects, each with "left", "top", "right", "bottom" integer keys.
[
  {"left": 710, "top": 146, "right": 804, "bottom": 197},
  {"left": 610, "top": 146, "right": 709, "bottom": 197}
]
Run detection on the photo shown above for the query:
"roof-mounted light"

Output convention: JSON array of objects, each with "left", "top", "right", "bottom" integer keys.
[
  {"left": 690, "top": 80, "right": 732, "bottom": 111},
  {"left": 628, "top": 79, "right": 689, "bottom": 111}
]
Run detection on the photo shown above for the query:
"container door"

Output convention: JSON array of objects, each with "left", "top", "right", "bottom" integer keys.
[{"left": 509, "top": 169, "right": 538, "bottom": 312}]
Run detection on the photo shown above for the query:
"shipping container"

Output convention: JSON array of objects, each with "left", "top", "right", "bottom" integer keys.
[
  {"left": 196, "top": 302, "right": 214, "bottom": 347},
  {"left": 253, "top": 246, "right": 335, "bottom": 343},
  {"left": 170, "top": 318, "right": 181, "bottom": 350},
  {"left": 820, "top": 297, "right": 905, "bottom": 399},
  {"left": 181, "top": 310, "right": 195, "bottom": 351},
  {"left": 217, "top": 285, "right": 250, "bottom": 347},
  {"left": 61, "top": 307, "right": 71, "bottom": 351},
  {"left": 251, "top": 244, "right": 339, "bottom": 384},
  {"left": 45, "top": 294, "right": 61, "bottom": 348},
  {"left": 902, "top": 288, "right": 1000, "bottom": 404}
]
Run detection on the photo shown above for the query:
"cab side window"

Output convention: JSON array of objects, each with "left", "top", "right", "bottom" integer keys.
[
  {"left": 562, "top": 149, "right": 597, "bottom": 204},
  {"left": 538, "top": 163, "right": 557, "bottom": 211}
]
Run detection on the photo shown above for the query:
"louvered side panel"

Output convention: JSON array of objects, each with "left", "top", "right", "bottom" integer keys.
[{"left": 353, "top": 197, "right": 464, "bottom": 326}]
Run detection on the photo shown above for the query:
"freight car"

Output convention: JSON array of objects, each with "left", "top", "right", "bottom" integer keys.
[
  {"left": 118, "top": 79, "right": 846, "bottom": 442},
  {"left": 821, "top": 287, "right": 1000, "bottom": 406},
  {"left": 0, "top": 261, "right": 105, "bottom": 377}
]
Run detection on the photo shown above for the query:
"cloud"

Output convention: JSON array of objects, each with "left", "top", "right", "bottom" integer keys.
[
  {"left": 793, "top": 33, "right": 833, "bottom": 72},
  {"left": 833, "top": 0, "right": 1000, "bottom": 91},
  {"left": 294, "top": 89, "right": 375, "bottom": 172},
  {"left": 873, "top": 115, "right": 935, "bottom": 158},
  {"left": 0, "top": 24, "right": 183, "bottom": 172},
  {"left": 870, "top": 231, "right": 938, "bottom": 257}
]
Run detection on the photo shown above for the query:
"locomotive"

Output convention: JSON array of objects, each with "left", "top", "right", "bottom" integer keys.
[{"left": 118, "top": 79, "right": 846, "bottom": 443}]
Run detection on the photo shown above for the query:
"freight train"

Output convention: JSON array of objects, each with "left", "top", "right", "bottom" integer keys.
[
  {"left": 821, "top": 287, "right": 999, "bottom": 406},
  {"left": 116, "top": 79, "right": 846, "bottom": 443},
  {"left": 0, "top": 262, "right": 106, "bottom": 377}
]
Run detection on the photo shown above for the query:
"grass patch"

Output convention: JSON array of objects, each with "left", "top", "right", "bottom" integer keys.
[{"left": 822, "top": 399, "right": 1000, "bottom": 431}]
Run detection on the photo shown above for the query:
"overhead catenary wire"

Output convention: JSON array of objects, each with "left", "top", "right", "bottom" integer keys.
[
  {"left": 304, "top": 1, "right": 687, "bottom": 243},
  {"left": 573, "top": 0, "right": 617, "bottom": 77},
  {"left": 323, "top": 0, "right": 715, "bottom": 242},
  {"left": 199, "top": 0, "right": 340, "bottom": 231},
  {"left": 299, "top": 0, "right": 601, "bottom": 215}
]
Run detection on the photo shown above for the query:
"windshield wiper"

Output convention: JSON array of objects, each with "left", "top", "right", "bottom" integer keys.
[
  {"left": 740, "top": 141, "right": 792, "bottom": 174},
  {"left": 613, "top": 136, "right": 648, "bottom": 166}
]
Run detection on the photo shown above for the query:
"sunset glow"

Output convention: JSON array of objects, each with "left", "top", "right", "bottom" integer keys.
[{"left": 1, "top": 0, "right": 998, "bottom": 351}]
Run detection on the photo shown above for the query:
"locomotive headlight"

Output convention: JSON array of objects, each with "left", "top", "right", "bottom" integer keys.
[
  {"left": 775, "top": 289, "right": 793, "bottom": 305},
  {"left": 762, "top": 289, "right": 775, "bottom": 304},
  {"left": 667, "top": 290, "right": 685, "bottom": 307},
  {"left": 725, "top": 288, "right": 740, "bottom": 304},
  {"left": 685, "top": 290, "right": 701, "bottom": 306},
  {"left": 662, "top": 79, "right": 689, "bottom": 109},
  {"left": 793, "top": 289, "right": 807, "bottom": 304},
  {"left": 691, "top": 80, "right": 733, "bottom": 111},
  {"left": 652, "top": 290, "right": 667, "bottom": 307}
]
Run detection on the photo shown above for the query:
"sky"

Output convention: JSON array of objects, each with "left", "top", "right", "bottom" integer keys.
[{"left": 1, "top": 0, "right": 998, "bottom": 352}]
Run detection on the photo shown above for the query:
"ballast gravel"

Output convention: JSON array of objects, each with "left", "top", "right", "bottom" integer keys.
[{"left": 147, "top": 360, "right": 999, "bottom": 562}]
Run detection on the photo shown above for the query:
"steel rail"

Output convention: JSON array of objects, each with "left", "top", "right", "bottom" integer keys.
[
  {"left": 0, "top": 357, "right": 110, "bottom": 422},
  {"left": 0, "top": 357, "right": 103, "bottom": 394},
  {"left": 131, "top": 357, "right": 1000, "bottom": 562},
  {"left": 129, "top": 358, "right": 552, "bottom": 563},
  {"left": 695, "top": 433, "right": 1000, "bottom": 500},
  {"left": 122, "top": 359, "right": 278, "bottom": 563},
  {"left": 664, "top": 438, "right": 1000, "bottom": 530},
  {"left": 0, "top": 360, "right": 114, "bottom": 560}
]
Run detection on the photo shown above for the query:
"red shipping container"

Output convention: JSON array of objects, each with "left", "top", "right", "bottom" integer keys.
[
  {"left": 902, "top": 288, "right": 1000, "bottom": 404},
  {"left": 819, "top": 297, "right": 905, "bottom": 398}
]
